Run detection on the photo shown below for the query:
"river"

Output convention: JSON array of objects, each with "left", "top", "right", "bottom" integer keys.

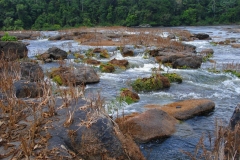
[{"left": 24, "top": 25, "right": 240, "bottom": 159}]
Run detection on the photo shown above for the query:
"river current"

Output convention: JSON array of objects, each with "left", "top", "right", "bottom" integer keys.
[{"left": 24, "top": 25, "right": 240, "bottom": 159}]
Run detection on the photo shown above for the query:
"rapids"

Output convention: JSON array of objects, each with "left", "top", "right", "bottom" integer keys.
[{"left": 23, "top": 25, "right": 240, "bottom": 159}]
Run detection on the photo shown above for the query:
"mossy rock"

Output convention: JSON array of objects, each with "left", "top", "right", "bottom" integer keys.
[
  {"left": 85, "top": 59, "right": 101, "bottom": 65},
  {"left": 120, "top": 88, "right": 140, "bottom": 104},
  {"left": 74, "top": 53, "right": 84, "bottom": 59},
  {"left": 162, "top": 73, "right": 182, "bottom": 83},
  {"left": 100, "top": 49, "right": 110, "bottom": 58},
  {"left": 131, "top": 74, "right": 170, "bottom": 92},
  {"left": 100, "top": 63, "right": 115, "bottom": 73},
  {"left": 85, "top": 49, "right": 94, "bottom": 58}
]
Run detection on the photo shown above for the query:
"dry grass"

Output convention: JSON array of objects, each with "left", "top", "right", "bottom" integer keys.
[{"left": 182, "top": 120, "right": 240, "bottom": 160}]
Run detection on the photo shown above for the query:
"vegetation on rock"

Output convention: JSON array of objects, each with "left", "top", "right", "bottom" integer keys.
[
  {"left": 120, "top": 88, "right": 140, "bottom": 104},
  {"left": 131, "top": 74, "right": 170, "bottom": 92},
  {"left": 99, "top": 63, "right": 115, "bottom": 73},
  {"left": 1, "top": 32, "right": 17, "bottom": 41},
  {"left": 162, "top": 73, "right": 183, "bottom": 83}
]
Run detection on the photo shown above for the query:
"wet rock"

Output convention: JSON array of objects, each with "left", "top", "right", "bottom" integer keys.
[
  {"left": 48, "top": 100, "right": 145, "bottom": 160},
  {"left": 48, "top": 35, "right": 62, "bottom": 40},
  {"left": 145, "top": 99, "right": 215, "bottom": 120},
  {"left": 0, "top": 33, "right": 32, "bottom": 40},
  {"left": 115, "top": 109, "right": 178, "bottom": 143},
  {"left": 229, "top": 104, "right": 240, "bottom": 130},
  {"left": 42, "top": 47, "right": 68, "bottom": 60},
  {"left": 0, "top": 41, "right": 28, "bottom": 61},
  {"left": 172, "top": 55, "right": 202, "bottom": 69},
  {"left": 122, "top": 47, "right": 134, "bottom": 57},
  {"left": 20, "top": 62, "right": 44, "bottom": 82},
  {"left": 14, "top": 80, "right": 43, "bottom": 98},
  {"left": 85, "top": 59, "right": 101, "bottom": 65},
  {"left": 109, "top": 58, "right": 129, "bottom": 68},
  {"left": 231, "top": 43, "right": 240, "bottom": 48},
  {"left": 49, "top": 66, "right": 100, "bottom": 86},
  {"left": 194, "top": 33, "right": 210, "bottom": 40}
]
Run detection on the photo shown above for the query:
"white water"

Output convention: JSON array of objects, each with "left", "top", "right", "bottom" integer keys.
[{"left": 25, "top": 25, "right": 240, "bottom": 159}]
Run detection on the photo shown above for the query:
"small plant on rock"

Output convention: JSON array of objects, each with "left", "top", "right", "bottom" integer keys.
[{"left": 1, "top": 32, "right": 17, "bottom": 41}]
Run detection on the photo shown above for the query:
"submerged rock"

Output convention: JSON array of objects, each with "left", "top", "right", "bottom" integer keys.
[
  {"left": 115, "top": 109, "right": 178, "bottom": 143},
  {"left": 109, "top": 58, "right": 129, "bottom": 68},
  {"left": 145, "top": 99, "right": 215, "bottom": 120},
  {"left": 121, "top": 47, "right": 134, "bottom": 57},
  {"left": 38, "top": 47, "right": 68, "bottom": 61}
]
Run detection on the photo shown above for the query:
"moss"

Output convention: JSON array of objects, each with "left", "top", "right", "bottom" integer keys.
[
  {"left": 210, "top": 42, "right": 217, "bottom": 46},
  {"left": 178, "top": 65, "right": 190, "bottom": 69},
  {"left": 131, "top": 75, "right": 163, "bottom": 92},
  {"left": 99, "top": 63, "right": 115, "bottom": 73},
  {"left": 52, "top": 75, "right": 63, "bottom": 85},
  {"left": 74, "top": 53, "right": 84, "bottom": 59},
  {"left": 100, "top": 49, "right": 110, "bottom": 58},
  {"left": 119, "top": 88, "right": 139, "bottom": 104},
  {"left": 162, "top": 73, "right": 182, "bottom": 83},
  {"left": 163, "top": 63, "right": 173, "bottom": 68},
  {"left": 202, "top": 53, "right": 213, "bottom": 62},
  {"left": 224, "top": 70, "right": 240, "bottom": 78},
  {"left": 85, "top": 49, "right": 94, "bottom": 58},
  {"left": 74, "top": 59, "right": 81, "bottom": 63}
]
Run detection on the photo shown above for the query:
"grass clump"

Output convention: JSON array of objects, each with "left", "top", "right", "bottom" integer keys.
[
  {"left": 203, "top": 54, "right": 213, "bottom": 62},
  {"left": 119, "top": 88, "right": 140, "bottom": 104},
  {"left": 131, "top": 75, "right": 164, "bottom": 92},
  {"left": 52, "top": 75, "right": 63, "bottom": 85},
  {"left": 224, "top": 70, "right": 240, "bottom": 78},
  {"left": 99, "top": 63, "right": 115, "bottom": 73},
  {"left": 162, "top": 73, "right": 183, "bottom": 83},
  {"left": 1, "top": 32, "right": 17, "bottom": 41}
]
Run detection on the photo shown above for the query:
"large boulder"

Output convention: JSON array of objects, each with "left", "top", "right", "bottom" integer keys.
[
  {"left": 20, "top": 62, "right": 44, "bottom": 82},
  {"left": 0, "top": 41, "right": 28, "bottom": 60},
  {"left": 48, "top": 100, "right": 145, "bottom": 160},
  {"left": 14, "top": 80, "right": 43, "bottom": 98},
  {"left": 231, "top": 44, "right": 240, "bottom": 48},
  {"left": 172, "top": 56, "right": 202, "bottom": 69},
  {"left": 121, "top": 47, "right": 134, "bottom": 57},
  {"left": 49, "top": 66, "right": 100, "bottom": 86},
  {"left": 115, "top": 109, "right": 178, "bottom": 143},
  {"left": 145, "top": 99, "right": 215, "bottom": 120},
  {"left": 194, "top": 33, "right": 210, "bottom": 40},
  {"left": 42, "top": 47, "right": 68, "bottom": 60}
]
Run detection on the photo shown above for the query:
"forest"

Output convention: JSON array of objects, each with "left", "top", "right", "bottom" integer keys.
[{"left": 0, "top": 0, "right": 240, "bottom": 30}]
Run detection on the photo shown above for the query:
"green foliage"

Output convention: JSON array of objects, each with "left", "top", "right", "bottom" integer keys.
[
  {"left": 131, "top": 75, "right": 163, "bottom": 92},
  {"left": 52, "top": 75, "right": 63, "bottom": 85},
  {"left": 0, "top": 0, "right": 240, "bottom": 30},
  {"left": 1, "top": 32, "right": 17, "bottom": 41},
  {"left": 162, "top": 73, "right": 183, "bottom": 83},
  {"left": 224, "top": 70, "right": 240, "bottom": 78}
]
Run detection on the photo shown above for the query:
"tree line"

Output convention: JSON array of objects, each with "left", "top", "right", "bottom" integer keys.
[{"left": 0, "top": 0, "right": 240, "bottom": 30}]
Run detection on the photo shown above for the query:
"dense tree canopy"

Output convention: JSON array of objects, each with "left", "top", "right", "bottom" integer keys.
[{"left": 0, "top": 0, "right": 240, "bottom": 30}]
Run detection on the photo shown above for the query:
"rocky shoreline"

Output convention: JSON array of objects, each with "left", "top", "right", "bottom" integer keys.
[{"left": 1, "top": 27, "right": 240, "bottom": 159}]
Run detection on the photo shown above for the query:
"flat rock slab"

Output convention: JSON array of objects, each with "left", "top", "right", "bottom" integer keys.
[
  {"left": 145, "top": 99, "right": 215, "bottom": 120},
  {"left": 116, "top": 109, "right": 178, "bottom": 143}
]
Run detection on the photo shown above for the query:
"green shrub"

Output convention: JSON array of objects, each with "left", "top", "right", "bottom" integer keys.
[
  {"left": 52, "top": 75, "right": 63, "bottom": 85},
  {"left": 99, "top": 63, "right": 115, "bottom": 73},
  {"left": 224, "top": 70, "right": 240, "bottom": 78},
  {"left": 1, "top": 32, "right": 17, "bottom": 41}
]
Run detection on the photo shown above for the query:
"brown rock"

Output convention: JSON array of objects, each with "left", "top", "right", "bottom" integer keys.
[
  {"left": 145, "top": 99, "right": 215, "bottom": 120},
  {"left": 85, "top": 59, "right": 101, "bottom": 65},
  {"left": 122, "top": 47, "right": 134, "bottom": 57},
  {"left": 200, "top": 48, "right": 214, "bottom": 55},
  {"left": 231, "top": 44, "right": 240, "bottom": 48},
  {"left": 116, "top": 109, "right": 178, "bottom": 143},
  {"left": 109, "top": 58, "right": 129, "bottom": 68}
]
